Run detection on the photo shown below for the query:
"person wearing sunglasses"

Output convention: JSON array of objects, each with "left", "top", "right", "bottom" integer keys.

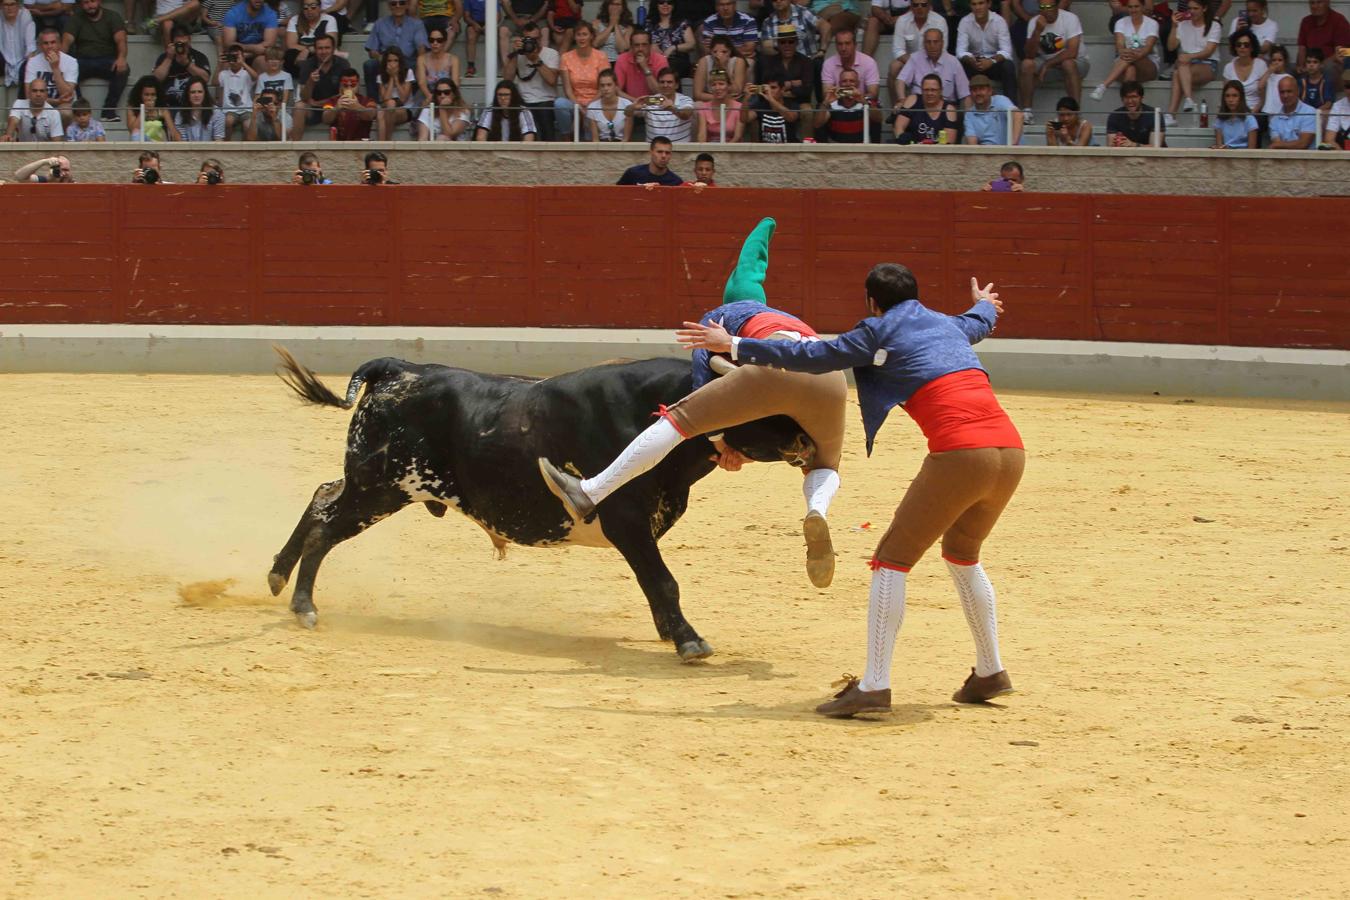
[
  {"left": 649, "top": 0, "right": 695, "bottom": 81},
  {"left": 1223, "top": 27, "right": 1269, "bottom": 112},
  {"left": 285, "top": 0, "right": 340, "bottom": 76},
  {"left": 416, "top": 24, "right": 461, "bottom": 111},
  {"left": 1228, "top": 0, "right": 1277, "bottom": 59},
  {"left": 417, "top": 75, "right": 472, "bottom": 139},
  {"left": 1017, "top": 0, "right": 1087, "bottom": 124},
  {"left": 2, "top": 76, "right": 63, "bottom": 141},
  {"left": 363, "top": 0, "right": 427, "bottom": 99},
  {"left": 761, "top": 0, "right": 821, "bottom": 59}
]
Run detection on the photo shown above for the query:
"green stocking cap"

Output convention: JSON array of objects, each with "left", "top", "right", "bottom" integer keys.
[{"left": 721, "top": 217, "right": 776, "bottom": 305}]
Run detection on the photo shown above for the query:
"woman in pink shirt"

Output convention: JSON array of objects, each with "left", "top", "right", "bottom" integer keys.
[{"left": 695, "top": 70, "right": 743, "bottom": 141}]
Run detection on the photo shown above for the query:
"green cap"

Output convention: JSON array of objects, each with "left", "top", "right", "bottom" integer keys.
[{"left": 721, "top": 217, "right": 776, "bottom": 305}]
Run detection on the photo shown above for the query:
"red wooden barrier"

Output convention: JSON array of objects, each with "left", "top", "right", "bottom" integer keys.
[{"left": 1, "top": 185, "right": 1345, "bottom": 349}]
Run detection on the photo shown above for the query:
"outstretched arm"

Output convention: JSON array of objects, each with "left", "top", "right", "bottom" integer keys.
[
  {"left": 948, "top": 277, "right": 1003, "bottom": 344},
  {"left": 677, "top": 318, "right": 880, "bottom": 375}
]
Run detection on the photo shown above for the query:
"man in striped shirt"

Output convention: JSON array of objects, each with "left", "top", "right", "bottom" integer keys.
[
  {"left": 634, "top": 68, "right": 695, "bottom": 140},
  {"left": 702, "top": 0, "right": 758, "bottom": 52}
]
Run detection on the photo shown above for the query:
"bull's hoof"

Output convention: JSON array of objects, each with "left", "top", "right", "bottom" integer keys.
[
  {"left": 294, "top": 610, "right": 318, "bottom": 630},
  {"left": 677, "top": 639, "right": 714, "bottom": 661},
  {"left": 267, "top": 571, "right": 288, "bottom": 596}
]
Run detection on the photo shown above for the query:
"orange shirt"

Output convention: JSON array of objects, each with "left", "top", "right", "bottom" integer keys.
[{"left": 560, "top": 49, "right": 610, "bottom": 106}]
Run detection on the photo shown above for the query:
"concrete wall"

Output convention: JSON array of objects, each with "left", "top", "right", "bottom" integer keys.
[{"left": 4, "top": 143, "right": 1348, "bottom": 196}]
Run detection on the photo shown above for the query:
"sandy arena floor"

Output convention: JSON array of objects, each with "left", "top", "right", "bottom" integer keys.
[{"left": 1, "top": 372, "right": 1347, "bottom": 898}]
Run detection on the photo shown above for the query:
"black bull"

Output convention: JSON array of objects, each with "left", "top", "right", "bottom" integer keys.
[{"left": 269, "top": 348, "right": 816, "bottom": 660}]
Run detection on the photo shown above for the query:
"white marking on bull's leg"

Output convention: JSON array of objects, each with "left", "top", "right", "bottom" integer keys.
[{"left": 296, "top": 610, "right": 317, "bottom": 630}]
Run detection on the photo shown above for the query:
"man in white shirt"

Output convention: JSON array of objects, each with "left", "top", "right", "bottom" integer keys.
[
  {"left": 892, "top": 0, "right": 947, "bottom": 68},
  {"left": 23, "top": 26, "right": 77, "bottom": 121},
  {"left": 957, "top": 0, "right": 1015, "bottom": 99},
  {"left": 634, "top": 67, "right": 695, "bottom": 141},
  {"left": 503, "top": 21, "right": 559, "bottom": 140},
  {"left": 3, "top": 77, "right": 64, "bottom": 140},
  {"left": 1017, "top": 1, "right": 1087, "bottom": 122}
]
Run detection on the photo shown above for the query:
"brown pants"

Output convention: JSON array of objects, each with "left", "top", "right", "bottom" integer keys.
[
  {"left": 664, "top": 364, "right": 848, "bottom": 471},
  {"left": 874, "top": 447, "right": 1026, "bottom": 569}
]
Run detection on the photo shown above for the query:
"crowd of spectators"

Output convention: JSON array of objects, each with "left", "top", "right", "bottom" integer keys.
[{"left": 0, "top": 0, "right": 1346, "bottom": 149}]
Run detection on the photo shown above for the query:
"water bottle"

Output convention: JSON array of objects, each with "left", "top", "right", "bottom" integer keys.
[
  {"left": 636, "top": 0, "right": 647, "bottom": 26},
  {"left": 1199, "top": 99, "right": 1208, "bottom": 128}
]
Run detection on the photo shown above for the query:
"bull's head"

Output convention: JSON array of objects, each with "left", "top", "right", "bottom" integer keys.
[{"left": 722, "top": 415, "right": 817, "bottom": 469}]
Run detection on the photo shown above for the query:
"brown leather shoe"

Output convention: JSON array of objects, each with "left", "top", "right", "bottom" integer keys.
[
  {"left": 815, "top": 675, "right": 891, "bottom": 718},
  {"left": 952, "top": 668, "right": 1014, "bottom": 704},
  {"left": 803, "top": 511, "right": 835, "bottom": 588}
]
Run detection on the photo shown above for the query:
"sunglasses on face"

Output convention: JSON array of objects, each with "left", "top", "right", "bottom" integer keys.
[
  {"left": 428, "top": 35, "right": 445, "bottom": 41},
  {"left": 778, "top": 37, "right": 796, "bottom": 43},
  {"left": 1038, "top": 3, "right": 1054, "bottom": 8},
  {"left": 435, "top": 88, "right": 453, "bottom": 94}
]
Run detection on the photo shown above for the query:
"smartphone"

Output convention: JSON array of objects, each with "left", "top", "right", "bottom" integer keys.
[
  {"left": 341, "top": 87, "right": 355, "bottom": 100},
  {"left": 989, "top": 179, "right": 1014, "bottom": 192}
]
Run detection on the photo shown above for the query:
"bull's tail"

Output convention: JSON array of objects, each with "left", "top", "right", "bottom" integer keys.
[{"left": 274, "top": 345, "right": 397, "bottom": 410}]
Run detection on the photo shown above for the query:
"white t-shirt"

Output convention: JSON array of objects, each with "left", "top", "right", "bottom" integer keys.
[
  {"left": 1113, "top": 16, "right": 1160, "bottom": 65},
  {"left": 254, "top": 69, "right": 294, "bottom": 99},
  {"left": 375, "top": 70, "right": 417, "bottom": 108},
  {"left": 1033, "top": 10, "right": 1084, "bottom": 55},
  {"left": 8, "top": 99, "right": 63, "bottom": 141},
  {"left": 1175, "top": 19, "right": 1221, "bottom": 57},
  {"left": 157, "top": 0, "right": 191, "bottom": 14},
  {"left": 25, "top": 51, "right": 79, "bottom": 96},
  {"left": 417, "top": 105, "right": 472, "bottom": 140},
  {"left": 217, "top": 67, "right": 255, "bottom": 112},
  {"left": 1262, "top": 72, "right": 1292, "bottom": 114},
  {"left": 1228, "top": 15, "right": 1277, "bottom": 50},
  {"left": 288, "top": 13, "right": 338, "bottom": 46},
  {"left": 475, "top": 106, "right": 539, "bottom": 140},
  {"left": 514, "top": 47, "right": 561, "bottom": 105},
  {"left": 1222, "top": 57, "right": 1267, "bottom": 110},
  {"left": 584, "top": 97, "right": 632, "bottom": 141},
  {"left": 1327, "top": 96, "right": 1350, "bottom": 138},
  {"left": 893, "top": 12, "right": 948, "bottom": 60}
]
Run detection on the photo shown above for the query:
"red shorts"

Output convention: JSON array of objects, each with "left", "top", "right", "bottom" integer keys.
[{"left": 903, "top": 369, "right": 1023, "bottom": 453}]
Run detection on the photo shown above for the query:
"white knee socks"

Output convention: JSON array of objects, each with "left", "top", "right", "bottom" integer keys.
[
  {"left": 859, "top": 566, "right": 906, "bottom": 692},
  {"left": 947, "top": 560, "right": 1004, "bottom": 677},
  {"left": 580, "top": 417, "right": 685, "bottom": 506},
  {"left": 802, "top": 468, "right": 840, "bottom": 517}
]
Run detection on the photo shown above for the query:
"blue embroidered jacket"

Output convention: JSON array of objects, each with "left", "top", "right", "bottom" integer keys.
[
  {"left": 733, "top": 298, "right": 999, "bottom": 455},
  {"left": 690, "top": 300, "right": 809, "bottom": 390}
]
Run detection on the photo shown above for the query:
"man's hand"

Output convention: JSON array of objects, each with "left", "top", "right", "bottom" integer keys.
[
  {"left": 970, "top": 276, "right": 1003, "bottom": 313},
  {"left": 113, "top": 58, "right": 128, "bottom": 73},
  {"left": 675, "top": 318, "right": 732, "bottom": 352},
  {"left": 710, "top": 437, "right": 751, "bottom": 471}
]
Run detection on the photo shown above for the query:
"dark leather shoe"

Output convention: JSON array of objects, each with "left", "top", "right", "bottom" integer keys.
[
  {"left": 815, "top": 675, "right": 891, "bottom": 718},
  {"left": 952, "top": 668, "right": 1014, "bottom": 704},
  {"left": 537, "top": 458, "right": 596, "bottom": 522},
  {"left": 803, "top": 511, "right": 835, "bottom": 588}
]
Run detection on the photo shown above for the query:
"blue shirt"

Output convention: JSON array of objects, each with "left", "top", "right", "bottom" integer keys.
[
  {"left": 691, "top": 300, "right": 806, "bottom": 389},
  {"left": 365, "top": 14, "right": 428, "bottom": 58},
  {"left": 732, "top": 298, "right": 998, "bottom": 454},
  {"left": 1215, "top": 114, "right": 1257, "bottom": 148},
  {"left": 964, "top": 94, "right": 1018, "bottom": 145},
  {"left": 1268, "top": 101, "right": 1317, "bottom": 145},
  {"left": 223, "top": 2, "right": 279, "bottom": 45}
]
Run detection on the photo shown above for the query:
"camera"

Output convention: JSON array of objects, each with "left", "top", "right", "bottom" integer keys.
[
  {"left": 300, "top": 168, "right": 319, "bottom": 185},
  {"left": 50, "top": 162, "right": 62, "bottom": 179},
  {"left": 365, "top": 168, "right": 383, "bottom": 185},
  {"left": 837, "top": 88, "right": 856, "bottom": 99},
  {"left": 205, "top": 170, "right": 222, "bottom": 185},
  {"left": 230, "top": 51, "right": 241, "bottom": 62},
  {"left": 746, "top": 84, "right": 762, "bottom": 94},
  {"left": 1049, "top": 119, "right": 1064, "bottom": 129},
  {"left": 644, "top": 94, "right": 663, "bottom": 106},
  {"left": 174, "top": 41, "right": 188, "bottom": 53},
  {"left": 521, "top": 36, "right": 538, "bottom": 53},
  {"left": 258, "top": 95, "right": 274, "bottom": 105},
  {"left": 141, "top": 167, "right": 160, "bottom": 184}
]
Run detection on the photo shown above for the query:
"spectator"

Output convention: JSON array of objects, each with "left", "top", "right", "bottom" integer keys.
[
  {"left": 1267, "top": 72, "right": 1317, "bottom": 147},
  {"left": 1219, "top": 31, "right": 1265, "bottom": 119},
  {"left": 980, "top": 159, "right": 1024, "bottom": 191},
  {"left": 864, "top": 0, "right": 911, "bottom": 59},
  {"left": 689, "top": 150, "right": 715, "bottom": 186},
  {"left": 1299, "top": 47, "right": 1335, "bottom": 109},
  {"left": 547, "top": 0, "right": 581, "bottom": 54},
  {"left": 1258, "top": 43, "right": 1292, "bottom": 124},
  {"left": 692, "top": 34, "right": 746, "bottom": 101},
  {"left": 254, "top": 45, "right": 292, "bottom": 105},
  {"left": 808, "top": 0, "right": 860, "bottom": 48},
  {"left": 417, "top": 75, "right": 472, "bottom": 139},
  {"left": 1298, "top": 0, "right": 1349, "bottom": 83},
  {"left": 214, "top": 43, "right": 255, "bottom": 138},
  {"left": 1092, "top": 0, "right": 1159, "bottom": 101},
  {"left": 2, "top": 76, "right": 62, "bottom": 139},
  {"left": 892, "top": 0, "right": 947, "bottom": 69},
  {"left": 701, "top": 0, "right": 756, "bottom": 54},
  {"left": 24, "top": 27, "right": 77, "bottom": 119},
  {"left": 897, "top": 26, "right": 969, "bottom": 105},
  {"left": 498, "top": 0, "right": 547, "bottom": 62},
  {"left": 461, "top": 0, "right": 484, "bottom": 76},
  {"left": 741, "top": 76, "right": 799, "bottom": 141},
  {"left": 25, "top": 0, "right": 69, "bottom": 32},
  {"left": 556, "top": 20, "right": 607, "bottom": 139},
  {"left": 476, "top": 77, "right": 539, "bottom": 139},
  {"left": 289, "top": 32, "right": 348, "bottom": 139},
  {"left": 735, "top": 33, "right": 761, "bottom": 84},
  {"left": 375, "top": 45, "right": 415, "bottom": 139},
  {"left": 823, "top": 28, "right": 880, "bottom": 101},
  {"left": 503, "top": 21, "right": 557, "bottom": 140},
  {"left": 616, "top": 134, "right": 682, "bottom": 185},
  {"left": 152, "top": 25, "right": 211, "bottom": 110},
  {"left": 1164, "top": 0, "right": 1220, "bottom": 126},
  {"left": 593, "top": 0, "right": 632, "bottom": 64},
  {"left": 361, "top": 149, "right": 395, "bottom": 184},
  {"left": 1231, "top": 0, "right": 1277, "bottom": 58},
  {"left": 61, "top": 0, "right": 126, "bottom": 122},
  {"left": 423, "top": 0, "right": 460, "bottom": 50},
  {"left": 956, "top": 0, "right": 1013, "bottom": 101},
  {"left": 893, "top": 70, "right": 956, "bottom": 141},
  {"left": 418, "top": 22, "right": 460, "bottom": 108},
  {"left": 613, "top": 26, "right": 666, "bottom": 100},
  {"left": 634, "top": 67, "right": 693, "bottom": 140},
  {"left": 64, "top": 95, "right": 103, "bottom": 138},
  {"left": 196, "top": 157, "right": 225, "bottom": 183},
  {"left": 1213, "top": 78, "right": 1259, "bottom": 147},
  {"left": 1044, "top": 93, "right": 1091, "bottom": 145},
  {"left": 694, "top": 67, "right": 742, "bottom": 140},
  {"left": 285, "top": 0, "right": 338, "bottom": 77},
  {"left": 761, "top": 0, "right": 821, "bottom": 62},
  {"left": 1, "top": 0, "right": 38, "bottom": 92},
  {"left": 223, "top": 0, "right": 279, "bottom": 69},
  {"left": 201, "top": 0, "right": 238, "bottom": 58},
  {"left": 13, "top": 152, "right": 72, "bottom": 179},
  {"left": 364, "top": 0, "right": 424, "bottom": 99},
  {"left": 176, "top": 74, "right": 224, "bottom": 139},
  {"left": 758, "top": 23, "right": 813, "bottom": 120},
  {"left": 245, "top": 85, "right": 283, "bottom": 138},
  {"left": 149, "top": 0, "right": 201, "bottom": 51},
  {"left": 132, "top": 148, "right": 166, "bottom": 182},
  {"left": 583, "top": 67, "right": 631, "bottom": 139},
  {"left": 126, "top": 74, "right": 178, "bottom": 140},
  {"left": 649, "top": 0, "right": 695, "bottom": 82},
  {"left": 814, "top": 66, "right": 883, "bottom": 141},
  {"left": 1323, "top": 71, "right": 1350, "bottom": 146},
  {"left": 290, "top": 148, "right": 331, "bottom": 182},
  {"left": 1106, "top": 78, "right": 1164, "bottom": 146},
  {"left": 322, "top": 67, "right": 375, "bottom": 138},
  {"left": 964, "top": 72, "right": 1020, "bottom": 143},
  {"left": 1018, "top": 0, "right": 1087, "bottom": 121}
]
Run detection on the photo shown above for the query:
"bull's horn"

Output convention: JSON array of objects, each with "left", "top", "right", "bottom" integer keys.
[{"left": 709, "top": 356, "right": 737, "bottom": 377}]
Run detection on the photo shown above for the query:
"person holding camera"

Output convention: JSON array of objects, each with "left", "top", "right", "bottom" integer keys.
[
  {"left": 152, "top": 25, "right": 212, "bottom": 110},
  {"left": 1043, "top": 95, "right": 1090, "bottom": 146},
  {"left": 503, "top": 21, "right": 559, "bottom": 140},
  {"left": 361, "top": 150, "right": 396, "bottom": 184},
  {"left": 3, "top": 77, "right": 64, "bottom": 140},
  {"left": 13, "top": 153, "right": 73, "bottom": 181},
  {"left": 322, "top": 68, "right": 377, "bottom": 139},
  {"left": 981, "top": 159, "right": 1024, "bottom": 191},
  {"left": 633, "top": 68, "right": 694, "bottom": 141},
  {"left": 813, "top": 66, "right": 883, "bottom": 142},
  {"left": 291, "top": 149, "right": 331, "bottom": 183},
  {"left": 196, "top": 157, "right": 225, "bottom": 183},
  {"left": 215, "top": 43, "right": 255, "bottom": 139},
  {"left": 246, "top": 86, "right": 283, "bottom": 138},
  {"left": 1016, "top": 0, "right": 1086, "bottom": 124},
  {"left": 290, "top": 33, "right": 349, "bottom": 140},
  {"left": 1164, "top": 0, "right": 1220, "bottom": 127},
  {"left": 132, "top": 149, "right": 167, "bottom": 183},
  {"left": 416, "top": 76, "right": 472, "bottom": 139},
  {"left": 740, "top": 77, "right": 799, "bottom": 142}
]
